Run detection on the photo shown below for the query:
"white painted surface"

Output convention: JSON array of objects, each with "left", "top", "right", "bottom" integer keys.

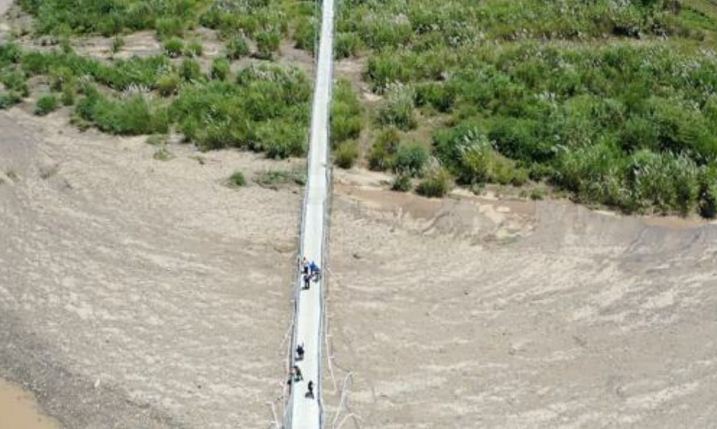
[{"left": 288, "top": 0, "right": 334, "bottom": 426}]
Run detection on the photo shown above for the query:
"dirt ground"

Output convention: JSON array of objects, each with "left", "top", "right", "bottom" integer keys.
[
  {"left": 0, "top": 107, "right": 302, "bottom": 428},
  {"left": 323, "top": 171, "right": 717, "bottom": 428}
]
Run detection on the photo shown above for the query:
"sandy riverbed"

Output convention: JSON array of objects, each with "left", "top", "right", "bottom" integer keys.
[
  {"left": 322, "top": 171, "right": 717, "bottom": 428},
  {"left": 0, "top": 107, "right": 302, "bottom": 428}
]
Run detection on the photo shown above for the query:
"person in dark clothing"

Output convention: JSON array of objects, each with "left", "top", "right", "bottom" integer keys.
[
  {"left": 305, "top": 380, "right": 314, "bottom": 399},
  {"left": 296, "top": 343, "right": 305, "bottom": 361},
  {"left": 303, "top": 273, "right": 311, "bottom": 290},
  {"left": 300, "top": 257, "right": 309, "bottom": 275},
  {"left": 293, "top": 365, "right": 303, "bottom": 382}
]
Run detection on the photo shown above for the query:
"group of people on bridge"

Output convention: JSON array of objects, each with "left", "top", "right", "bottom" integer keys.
[
  {"left": 300, "top": 257, "right": 321, "bottom": 290},
  {"left": 288, "top": 256, "right": 321, "bottom": 400},
  {"left": 289, "top": 343, "right": 313, "bottom": 399}
]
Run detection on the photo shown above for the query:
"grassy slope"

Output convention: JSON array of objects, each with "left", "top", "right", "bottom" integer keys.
[{"left": 332, "top": 0, "right": 717, "bottom": 217}]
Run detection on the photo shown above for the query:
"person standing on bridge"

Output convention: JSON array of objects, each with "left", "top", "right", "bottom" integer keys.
[
  {"left": 292, "top": 365, "right": 303, "bottom": 382},
  {"left": 309, "top": 261, "right": 320, "bottom": 282},
  {"left": 296, "top": 343, "right": 305, "bottom": 361},
  {"left": 305, "top": 380, "right": 314, "bottom": 399},
  {"left": 303, "top": 272, "right": 311, "bottom": 290},
  {"left": 300, "top": 257, "right": 309, "bottom": 276}
]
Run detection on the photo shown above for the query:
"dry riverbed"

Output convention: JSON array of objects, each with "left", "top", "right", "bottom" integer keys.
[
  {"left": 324, "top": 170, "right": 717, "bottom": 428},
  {"left": 0, "top": 107, "right": 301, "bottom": 428}
]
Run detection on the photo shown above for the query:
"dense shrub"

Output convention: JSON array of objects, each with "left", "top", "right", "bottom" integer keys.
[
  {"left": 164, "top": 37, "right": 184, "bottom": 57},
  {"left": 255, "top": 30, "right": 281, "bottom": 59},
  {"left": 76, "top": 88, "right": 169, "bottom": 135},
  {"left": 293, "top": 17, "right": 317, "bottom": 52},
  {"left": 331, "top": 79, "right": 363, "bottom": 145},
  {"left": 0, "top": 92, "right": 22, "bottom": 109},
  {"left": 171, "top": 65, "right": 310, "bottom": 155},
  {"left": 376, "top": 84, "right": 416, "bottom": 131},
  {"left": 416, "top": 168, "right": 452, "bottom": 198},
  {"left": 228, "top": 170, "right": 246, "bottom": 187},
  {"left": 210, "top": 58, "right": 230, "bottom": 80},
  {"left": 35, "top": 94, "right": 58, "bottom": 115},
  {"left": 698, "top": 167, "right": 717, "bottom": 219},
  {"left": 393, "top": 141, "right": 428, "bottom": 176},
  {"left": 335, "top": 32, "right": 361, "bottom": 59},
  {"left": 156, "top": 73, "right": 181, "bottom": 96},
  {"left": 226, "top": 36, "right": 250, "bottom": 59},
  {"left": 184, "top": 40, "right": 203, "bottom": 57},
  {"left": 1, "top": 69, "right": 29, "bottom": 97},
  {"left": 334, "top": 140, "right": 359, "bottom": 169},
  {"left": 179, "top": 58, "right": 202, "bottom": 81},
  {"left": 368, "top": 128, "right": 400, "bottom": 171}
]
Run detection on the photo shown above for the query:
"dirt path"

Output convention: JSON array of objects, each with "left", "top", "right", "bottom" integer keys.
[{"left": 0, "top": 108, "right": 301, "bottom": 428}]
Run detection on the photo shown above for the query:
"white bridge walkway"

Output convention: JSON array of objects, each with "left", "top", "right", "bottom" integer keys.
[{"left": 286, "top": 0, "right": 335, "bottom": 426}]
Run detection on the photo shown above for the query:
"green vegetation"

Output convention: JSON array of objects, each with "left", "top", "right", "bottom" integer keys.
[
  {"left": 34, "top": 94, "right": 58, "bottom": 115},
  {"left": 416, "top": 168, "right": 452, "bottom": 198},
  {"left": 331, "top": 79, "right": 363, "bottom": 145},
  {"left": 171, "top": 64, "right": 310, "bottom": 155},
  {"left": 76, "top": 87, "right": 169, "bottom": 135},
  {"left": 226, "top": 35, "right": 249, "bottom": 59},
  {"left": 185, "top": 40, "right": 203, "bottom": 57},
  {"left": 210, "top": 58, "right": 230, "bottom": 80},
  {"left": 393, "top": 141, "right": 429, "bottom": 177},
  {"left": 391, "top": 172, "right": 412, "bottom": 192},
  {"left": 254, "top": 167, "right": 307, "bottom": 189},
  {"left": 340, "top": 0, "right": 717, "bottom": 217},
  {"left": 153, "top": 145, "right": 174, "bottom": 161},
  {"left": 164, "top": 37, "right": 184, "bottom": 57},
  {"left": 228, "top": 170, "right": 246, "bottom": 187},
  {"left": 368, "top": 128, "right": 400, "bottom": 171},
  {"left": 334, "top": 140, "right": 359, "bottom": 169}
]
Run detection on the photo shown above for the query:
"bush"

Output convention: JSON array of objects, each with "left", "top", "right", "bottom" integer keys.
[
  {"left": 391, "top": 172, "right": 412, "bottom": 192},
  {"left": 210, "top": 58, "right": 230, "bottom": 80},
  {"left": 626, "top": 150, "right": 700, "bottom": 215},
  {"left": 156, "top": 73, "right": 180, "bottom": 96},
  {"left": 185, "top": 40, "right": 203, "bottom": 57},
  {"left": 335, "top": 32, "right": 361, "bottom": 59},
  {"left": 35, "top": 94, "right": 58, "bottom": 115},
  {"left": 294, "top": 17, "right": 317, "bottom": 52},
  {"left": 256, "top": 30, "right": 281, "bottom": 59},
  {"left": 331, "top": 79, "right": 363, "bottom": 144},
  {"left": 111, "top": 36, "right": 124, "bottom": 53},
  {"left": 60, "top": 84, "right": 76, "bottom": 106},
  {"left": 416, "top": 168, "right": 452, "bottom": 198},
  {"left": 376, "top": 84, "right": 416, "bottom": 131},
  {"left": 0, "top": 91, "right": 22, "bottom": 109},
  {"left": 393, "top": 141, "right": 429, "bottom": 176},
  {"left": 171, "top": 66, "right": 310, "bottom": 154},
  {"left": 1, "top": 69, "right": 29, "bottom": 97},
  {"left": 164, "top": 37, "right": 184, "bottom": 57},
  {"left": 226, "top": 36, "right": 249, "bottom": 59},
  {"left": 334, "top": 140, "right": 359, "bottom": 169},
  {"left": 179, "top": 58, "right": 202, "bottom": 81},
  {"left": 156, "top": 17, "right": 184, "bottom": 39},
  {"left": 76, "top": 89, "right": 169, "bottom": 135},
  {"left": 254, "top": 168, "right": 306, "bottom": 189},
  {"left": 434, "top": 123, "right": 529, "bottom": 186},
  {"left": 228, "top": 170, "right": 246, "bottom": 187},
  {"left": 698, "top": 167, "right": 717, "bottom": 219},
  {"left": 368, "top": 128, "right": 400, "bottom": 171}
]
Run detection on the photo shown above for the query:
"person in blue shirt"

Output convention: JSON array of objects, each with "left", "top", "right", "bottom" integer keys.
[{"left": 309, "top": 261, "right": 320, "bottom": 281}]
